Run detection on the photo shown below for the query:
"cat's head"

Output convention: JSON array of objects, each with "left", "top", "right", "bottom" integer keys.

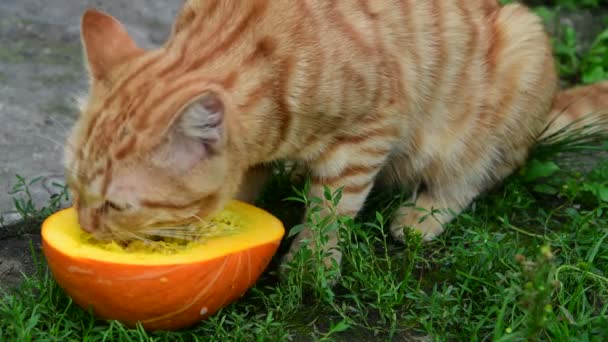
[{"left": 65, "top": 10, "right": 245, "bottom": 241}]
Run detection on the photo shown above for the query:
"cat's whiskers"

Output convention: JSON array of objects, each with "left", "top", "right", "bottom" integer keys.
[
  {"left": 141, "top": 231, "right": 197, "bottom": 241},
  {"left": 139, "top": 214, "right": 223, "bottom": 241},
  {"left": 191, "top": 214, "right": 205, "bottom": 224},
  {"left": 106, "top": 222, "right": 155, "bottom": 245},
  {"left": 140, "top": 225, "right": 197, "bottom": 234},
  {"left": 139, "top": 214, "right": 173, "bottom": 228},
  {"left": 122, "top": 230, "right": 154, "bottom": 244},
  {"left": 139, "top": 224, "right": 210, "bottom": 241}
]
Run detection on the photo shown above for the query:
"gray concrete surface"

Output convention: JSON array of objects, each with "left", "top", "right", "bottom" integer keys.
[{"left": 0, "top": 0, "right": 182, "bottom": 221}]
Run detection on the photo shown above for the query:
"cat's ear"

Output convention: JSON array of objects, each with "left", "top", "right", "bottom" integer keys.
[
  {"left": 80, "top": 9, "right": 143, "bottom": 80},
  {"left": 154, "top": 91, "right": 226, "bottom": 172}
]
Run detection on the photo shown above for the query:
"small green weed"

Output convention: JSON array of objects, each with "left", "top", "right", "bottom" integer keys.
[{"left": 7, "top": 174, "right": 69, "bottom": 223}]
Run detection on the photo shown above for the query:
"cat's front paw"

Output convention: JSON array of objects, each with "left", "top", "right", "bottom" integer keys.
[{"left": 390, "top": 206, "right": 445, "bottom": 243}]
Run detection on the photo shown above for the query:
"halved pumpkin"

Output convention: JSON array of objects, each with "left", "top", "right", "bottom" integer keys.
[{"left": 41, "top": 200, "right": 284, "bottom": 331}]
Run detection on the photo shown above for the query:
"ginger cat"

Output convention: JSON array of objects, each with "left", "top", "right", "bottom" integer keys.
[{"left": 65, "top": 0, "right": 608, "bottom": 272}]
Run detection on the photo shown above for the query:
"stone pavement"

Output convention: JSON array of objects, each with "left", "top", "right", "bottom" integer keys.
[{"left": 0, "top": 0, "right": 182, "bottom": 222}]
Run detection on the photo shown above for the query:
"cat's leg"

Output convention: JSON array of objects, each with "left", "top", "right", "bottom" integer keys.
[
  {"left": 389, "top": 160, "right": 520, "bottom": 242},
  {"left": 234, "top": 164, "right": 273, "bottom": 204},
  {"left": 389, "top": 184, "right": 478, "bottom": 242}
]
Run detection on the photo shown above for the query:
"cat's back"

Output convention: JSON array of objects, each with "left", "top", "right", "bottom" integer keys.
[
  {"left": 273, "top": 0, "right": 556, "bottom": 166},
  {"left": 165, "top": 1, "right": 555, "bottom": 161}
]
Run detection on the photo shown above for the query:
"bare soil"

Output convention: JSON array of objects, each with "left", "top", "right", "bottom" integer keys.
[{"left": 0, "top": 232, "right": 41, "bottom": 291}]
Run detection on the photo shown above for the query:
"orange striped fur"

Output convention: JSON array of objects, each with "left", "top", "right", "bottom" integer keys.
[
  {"left": 542, "top": 81, "right": 608, "bottom": 138},
  {"left": 66, "top": 1, "right": 607, "bottom": 270}
]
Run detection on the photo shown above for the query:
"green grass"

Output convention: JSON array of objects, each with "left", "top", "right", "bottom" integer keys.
[{"left": 2, "top": 1, "right": 608, "bottom": 341}]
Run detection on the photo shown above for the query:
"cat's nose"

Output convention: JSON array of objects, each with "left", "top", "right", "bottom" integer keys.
[{"left": 77, "top": 207, "right": 102, "bottom": 233}]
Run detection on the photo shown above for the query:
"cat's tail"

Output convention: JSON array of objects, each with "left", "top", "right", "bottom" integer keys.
[{"left": 539, "top": 81, "right": 608, "bottom": 140}]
